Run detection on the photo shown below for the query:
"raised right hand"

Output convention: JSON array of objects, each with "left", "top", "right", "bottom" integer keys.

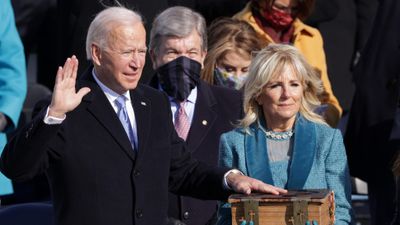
[{"left": 48, "top": 56, "right": 91, "bottom": 118}]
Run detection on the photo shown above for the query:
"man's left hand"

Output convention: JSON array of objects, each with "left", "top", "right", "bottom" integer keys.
[{"left": 227, "top": 172, "right": 287, "bottom": 195}]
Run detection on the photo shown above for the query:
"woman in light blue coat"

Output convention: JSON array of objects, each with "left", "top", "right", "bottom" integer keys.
[{"left": 217, "top": 44, "right": 352, "bottom": 225}]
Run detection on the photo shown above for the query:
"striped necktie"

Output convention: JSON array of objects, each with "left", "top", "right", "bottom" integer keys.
[{"left": 174, "top": 100, "right": 190, "bottom": 140}]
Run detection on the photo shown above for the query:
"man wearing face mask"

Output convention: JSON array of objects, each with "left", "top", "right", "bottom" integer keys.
[{"left": 148, "top": 6, "right": 244, "bottom": 225}]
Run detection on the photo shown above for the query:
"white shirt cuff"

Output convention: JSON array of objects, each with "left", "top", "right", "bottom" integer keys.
[
  {"left": 223, "top": 169, "right": 244, "bottom": 190},
  {"left": 43, "top": 107, "right": 66, "bottom": 124}
]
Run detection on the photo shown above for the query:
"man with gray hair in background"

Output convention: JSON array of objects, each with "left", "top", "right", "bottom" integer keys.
[
  {"left": 148, "top": 6, "right": 244, "bottom": 225},
  {"left": 1, "top": 6, "right": 286, "bottom": 225}
]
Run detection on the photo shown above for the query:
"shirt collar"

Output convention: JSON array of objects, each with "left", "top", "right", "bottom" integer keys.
[
  {"left": 186, "top": 87, "right": 197, "bottom": 104},
  {"left": 92, "top": 68, "right": 131, "bottom": 103},
  {"left": 166, "top": 87, "right": 197, "bottom": 104},
  {"left": 159, "top": 83, "right": 197, "bottom": 104}
]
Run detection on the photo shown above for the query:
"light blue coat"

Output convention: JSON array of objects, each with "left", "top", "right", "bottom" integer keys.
[
  {"left": 0, "top": 0, "right": 27, "bottom": 195},
  {"left": 217, "top": 116, "right": 353, "bottom": 225}
]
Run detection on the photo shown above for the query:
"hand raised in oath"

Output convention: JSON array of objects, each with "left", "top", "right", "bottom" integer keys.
[{"left": 49, "top": 56, "right": 91, "bottom": 118}]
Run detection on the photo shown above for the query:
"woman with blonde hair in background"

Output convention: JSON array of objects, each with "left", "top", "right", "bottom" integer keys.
[{"left": 201, "top": 17, "right": 263, "bottom": 90}]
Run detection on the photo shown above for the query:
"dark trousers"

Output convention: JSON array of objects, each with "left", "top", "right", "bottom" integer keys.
[
  {"left": 368, "top": 175, "right": 396, "bottom": 225},
  {"left": 392, "top": 176, "right": 400, "bottom": 225},
  {"left": 368, "top": 144, "right": 398, "bottom": 225}
]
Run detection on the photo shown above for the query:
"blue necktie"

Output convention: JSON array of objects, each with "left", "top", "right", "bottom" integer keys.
[{"left": 115, "top": 95, "right": 136, "bottom": 150}]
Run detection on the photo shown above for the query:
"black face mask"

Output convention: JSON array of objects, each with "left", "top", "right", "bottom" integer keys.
[{"left": 156, "top": 56, "right": 201, "bottom": 102}]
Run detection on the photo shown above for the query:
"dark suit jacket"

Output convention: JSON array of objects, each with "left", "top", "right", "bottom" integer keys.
[
  {"left": 0, "top": 67, "right": 230, "bottom": 225},
  {"left": 150, "top": 78, "right": 243, "bottom": 225},
  {"left": 344, "top": 0, "right": 400, "bottom": 182}
]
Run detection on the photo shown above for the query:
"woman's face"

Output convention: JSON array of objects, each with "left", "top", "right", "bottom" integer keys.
[
  {"left": 257, "top": 65, "right": 303, "bottom": 129},
  {"left": 216, "top": 50, "right": 251, "bottom": 78}
]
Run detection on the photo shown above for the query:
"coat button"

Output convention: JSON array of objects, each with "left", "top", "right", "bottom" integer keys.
[
  {"left": 134, "top": 170, "right": 141, "bottom": 176},
  {"left": 183, "top": 211, "right": 189, "bottom": 220},
  {"left": 136, "top": 209, "right": 143, "bottom": 218}
]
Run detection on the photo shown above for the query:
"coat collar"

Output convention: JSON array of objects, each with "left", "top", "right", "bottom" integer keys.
[
  {"left": 185, "top": 81, "right": 218, "bottom": 152},
  {"left": 244, "top": 114, "right": 316, "bottom": 189},
  {"left": 129, "top": 87, "right": 151, "bottom": 168}
]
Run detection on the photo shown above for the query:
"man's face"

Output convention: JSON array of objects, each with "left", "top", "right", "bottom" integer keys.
[
  {"left": 151, "top": 29, "right": 206, "bottom": 70},
  {"left": 93, "top": 22, "right": 147, "bottom": 94}
]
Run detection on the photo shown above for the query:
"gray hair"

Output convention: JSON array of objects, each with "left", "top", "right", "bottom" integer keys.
[
  {"left": 85, "top": 6, "right": 143, "bottom": 60},
  {"left": 149, "top": 6, "right": 207, "bottom": 54},
  {"left": 239, "top": 44, "right": 326, "bottom": 130}
]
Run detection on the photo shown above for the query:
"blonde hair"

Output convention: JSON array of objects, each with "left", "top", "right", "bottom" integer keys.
[
  {"left": 239, "top": 44, "right": 326, "bottom": 130},
  {"left": 201, "top": 17, "right": 262, "bottom": 84}
]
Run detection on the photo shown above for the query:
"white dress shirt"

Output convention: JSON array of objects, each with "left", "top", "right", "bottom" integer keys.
[
  {"left": 92, "top": 70, "right": 138, "bottom": 147},
  {"left": 167, "top": 87, "right": 197, "bottom": 126}
]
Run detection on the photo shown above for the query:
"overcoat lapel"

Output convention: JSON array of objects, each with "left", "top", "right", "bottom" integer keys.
[
  {"left": 186, "top": 82, "right": 217, "bottom": 152},
  {"left": 80, "top": 71, "right": 136, "bottom": 162},
  {"left": 130, "top": 87, "right": 151, "bottom": 168},
  {"left": 287, "top": 116, "right": 316, "bottom": 189},
  {"left": 244, "top": 115, "right": 316, "bottom": 189},
  {"left": 245, "top": 122, "right": 274, "bottom": 185}
]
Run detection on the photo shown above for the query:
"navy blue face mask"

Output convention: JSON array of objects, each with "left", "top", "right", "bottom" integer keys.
[{"left": 156, "top": 56, "right": 201, "bottom": 102}]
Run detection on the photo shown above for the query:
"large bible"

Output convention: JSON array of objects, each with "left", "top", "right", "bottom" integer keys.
[{"left": 228, "top": 189, "right": 335, "bottom": 225}]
